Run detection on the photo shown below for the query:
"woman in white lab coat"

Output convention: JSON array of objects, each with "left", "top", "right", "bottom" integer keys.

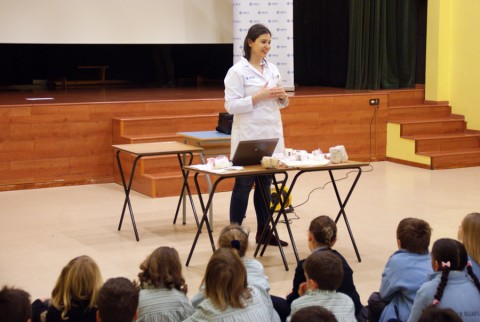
[{"left": 224, "top": 23, "right": 289, "bottom": 246}]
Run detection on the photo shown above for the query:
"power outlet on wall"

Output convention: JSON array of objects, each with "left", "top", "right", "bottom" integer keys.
[{"left": 369, "top": 98, "right": 380, "bottom": 106}]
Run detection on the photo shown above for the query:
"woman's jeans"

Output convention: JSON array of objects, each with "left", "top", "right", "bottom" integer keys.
[{"left": 230, "top": 175, "right": 272, "bottom": 231}]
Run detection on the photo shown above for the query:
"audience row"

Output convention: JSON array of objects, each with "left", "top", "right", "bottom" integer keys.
[{"left": 1, "top": 212, "right": 479, "bottom": 322}]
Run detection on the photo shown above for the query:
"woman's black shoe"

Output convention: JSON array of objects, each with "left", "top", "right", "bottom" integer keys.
[{"left": 255, "top": 230, "right": 288, "bottom": 247}]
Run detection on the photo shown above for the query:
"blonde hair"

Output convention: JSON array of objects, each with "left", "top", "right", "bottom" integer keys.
[
  {"left": 203, "top": 248, "right": 251, "bottom": 310},
  {"left": 217, "top": 224, "right": 250, "bottom": 257},
  {"left": 138, "top": 246, "right": 188, "bottom": 294},
  {"left": 51, "top": 255, "right": 103, "bottom": 320},
  {"left": 460, "top": 212, "right": 480, "bottom": 263}
]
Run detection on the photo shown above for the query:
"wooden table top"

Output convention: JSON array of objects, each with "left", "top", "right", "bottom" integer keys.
[{"left": 112, "top": 141, "right": 203, "bottom": 156}]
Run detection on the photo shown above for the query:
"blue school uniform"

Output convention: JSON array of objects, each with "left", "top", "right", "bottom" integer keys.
[
  {"left": 407, "top": 270, "right": 480, "bottom": 322},
  {"left": 378, "top": 249, "right": 432, "bottom": 322}
]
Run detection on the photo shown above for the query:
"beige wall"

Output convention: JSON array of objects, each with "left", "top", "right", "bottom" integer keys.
[{"left": 426, "top": 0, "right": 480, "bottom": 130}]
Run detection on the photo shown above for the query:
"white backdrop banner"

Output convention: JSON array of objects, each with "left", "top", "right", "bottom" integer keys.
[{"left": 232, "top": 0, "right": 294, "bottom": 90}]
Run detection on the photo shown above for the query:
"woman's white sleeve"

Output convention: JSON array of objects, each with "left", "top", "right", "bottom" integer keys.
[{"left": 224, "top": 69, "right": 254, "bottom": 114}]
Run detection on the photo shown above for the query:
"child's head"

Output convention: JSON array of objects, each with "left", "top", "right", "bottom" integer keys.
[
  {"left": 138, "top": 246, "right": 187, "bottom": 294},
  {"left": 290, "top": 306, "right": 338, "bottom": 322},
  {"left": 458, "top": 212, "right": 480, "bottom": 263},
  {"left": 96, "top": 277, "right": 139, "bottom": 322},
  {"left": 308, "top": 216, "right": 337, "bottom": 249},
  {"left": 203, "top": 247, "right": 251, "bottom": 310},
  {"left": 396, "top": 217, "right": 431, "bottom": 254},
  {"left": 51, "top": 255, "right": 103, "bottom": 320},
  {"left": 431, "top": 238, "right": 467, "bottom": 272},
  {"left": 418, "top": 306, "right": 462, "bottom": 322},
  {"left": 304, "top": 251, "right": 343, "bottom": 291},
  {"left": 218, "top": 224, "right": 250, "bottom": 257},
  {"left": 431, "top": 238, "right": 480, "bottom": 305},
  {"left": 0, "top": 286, "right": 32, "bottom": 322}
]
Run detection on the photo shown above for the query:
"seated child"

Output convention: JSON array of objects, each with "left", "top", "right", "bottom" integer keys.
[
  {"left": 0, "top": 286, "right": 32, "bottom": 322},
  {"left": 184, "top": 247, "right": 271, "bottom": 321},
  {"left": 458, "top": 212, "right": 480, "bottom": 276},
  {"left": 287, "top": 251, "right": 356, "bottom": 322},
  {"left": 368, "top": 217, "right": 432, "bottom": 322},
  {"left": 290, "top": 306, "right": 338, "bottom": 322},
  {"left": 32, "top": 255, "right": 103, "bottom": 322},
  {"left": 286, "top": 216, "right": 364, "bottom": 320},
  {"left": 191, "top": 224, "right": 280, "bottom": 321},
  {"left": 136, "top": 246, "right": 194, "bottom": 322},
  {"left": 96, "top": 277, "right": 139, "bottom": 322},
  {"left": 408, "top": 238, "right": 480, "bottom": 322}
]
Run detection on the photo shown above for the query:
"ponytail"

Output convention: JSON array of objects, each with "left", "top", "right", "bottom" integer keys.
[
  {"left": 432, "top": 261, "right": 451, "bottom": 305},
  {"left": 466, "top": 261, "right": 480, "bottom": 294}
]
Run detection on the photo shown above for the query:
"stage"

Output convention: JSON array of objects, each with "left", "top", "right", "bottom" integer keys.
[
  {"left": 0, "top": 85, "right": 425, "bottom": 193},
  {"left": 0, "top": 84, "right": 375, "bottom": 106}
]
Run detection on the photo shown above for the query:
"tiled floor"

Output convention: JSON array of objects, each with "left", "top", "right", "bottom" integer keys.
[{"left": 1, "top": 161, "right": 478, "bottom": 305}]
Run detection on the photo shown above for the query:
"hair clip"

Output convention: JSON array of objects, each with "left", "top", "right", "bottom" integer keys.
[
  {"left": 441, "top": 261, "right": 451, "bottom": 268},
  {"left": 467, "top": 261, "right": 472, "bottom": 268},
  {"left": 231, "top": 240, "right": 241, "bottom": 250},
  {"left": 322, "top": 227, "right": 333, "bottom": 244},
  {"left": 432, "top": 299, "right": 440, "bottom": 306}
]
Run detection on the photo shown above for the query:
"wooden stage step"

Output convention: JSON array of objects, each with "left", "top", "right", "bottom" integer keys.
[
  {"left": 388, "top": 101, "right": 480, "bottom": 169},
  {"left": 418, "top": 149, "right": 480, "bottom": 170},
  {"left": 389, "top": 104, "right": 452, "bottom": 120},
  {"left": 112, "top": 111, "right": 233, "bottom": 198},
  {"left": 394, "top": 117, "right": 466, "bottom": 136},
  {"left": 410, "top": 132, "right": 480, "bottom": 153}
]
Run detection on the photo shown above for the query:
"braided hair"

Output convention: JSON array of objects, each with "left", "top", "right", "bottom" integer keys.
[
  {"left": 431, "top": 238, "right": 468, "bottom": 305},
  {"left": 466, "top": 261, "right": 480, "bottom": 292}
]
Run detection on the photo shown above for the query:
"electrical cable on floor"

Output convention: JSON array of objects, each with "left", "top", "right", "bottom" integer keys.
[{"left": 284, "top": 103, "right": 379, "bottom": 213}]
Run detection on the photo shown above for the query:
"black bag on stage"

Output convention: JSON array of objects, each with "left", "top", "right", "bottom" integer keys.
[{"left": 216, "top": 112, "right": 233, "bottom": 134}]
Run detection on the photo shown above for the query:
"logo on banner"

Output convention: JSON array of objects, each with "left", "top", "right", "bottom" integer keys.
[{"left": 233, "top": 0, "right": 294, "bottom": 90}]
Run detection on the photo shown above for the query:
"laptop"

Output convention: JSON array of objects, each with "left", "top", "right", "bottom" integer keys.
[{"left": 231, "top": 138, "right": 279, "bottom": 166}]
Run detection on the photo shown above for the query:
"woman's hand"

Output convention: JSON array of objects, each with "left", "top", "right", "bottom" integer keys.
[{"left": 252, "top": 84, "right": 287, "bottom": 104}]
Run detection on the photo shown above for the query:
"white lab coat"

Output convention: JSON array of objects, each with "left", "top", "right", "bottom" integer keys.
[{"left": 224, "top": 57, "right": 288, "bottom": 156}]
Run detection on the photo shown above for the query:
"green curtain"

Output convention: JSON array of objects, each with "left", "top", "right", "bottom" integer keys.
[{"left": 346, "top": 0, "right": 418, "bottom": 89}]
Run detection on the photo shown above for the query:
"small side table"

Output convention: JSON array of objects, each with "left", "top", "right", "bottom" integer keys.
[
  {"left": 113, "top": 141, "right": 203, "bottom": 241},
  {"left": 176, "top": 131, "right": 231, "bottom": 227}
]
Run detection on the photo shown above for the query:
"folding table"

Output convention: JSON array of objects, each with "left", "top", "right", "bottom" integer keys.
[
  {"left": 177, "top": 131, "right": 231, "bottom": 227},
  {"left": 113, "top": 141, "right": 203, "bottom": 241},
  {"left": 183, "top": 165, "right": 291, "bottom": 269},
  {"left": 255, "top": 160, "right": 369, "bottom": 264},
  {"left": 185, "top": 160, "right": 369, "bottom": 270}
]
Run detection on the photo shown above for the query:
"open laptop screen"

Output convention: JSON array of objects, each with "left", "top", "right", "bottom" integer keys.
[{"left": 231, "top": 138, "right": 279, "bottom": 166}]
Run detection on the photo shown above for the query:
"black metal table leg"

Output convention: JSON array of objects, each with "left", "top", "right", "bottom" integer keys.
[
  {"left": 253, "top": 173, "right": 291, "bottom": 270},
  {"left": 185, "top": 172, "right": 221, "bottom": 266},
  {"left": 116, "top": 150, "right": 141, "bottom": 241},
  {"left": 173, "top": 152, "right": 200, "bottom": 227},
  {"left": 328, "top": 168, "right": 363, "bottom": 262}
]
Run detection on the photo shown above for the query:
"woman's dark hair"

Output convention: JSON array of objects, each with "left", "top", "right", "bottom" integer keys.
[
  {"left": 431, "top": 238, "right": 480, "bottom": 305},
  {"left": 243, "top": 24, "right": 271, "bottom": 61}
]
